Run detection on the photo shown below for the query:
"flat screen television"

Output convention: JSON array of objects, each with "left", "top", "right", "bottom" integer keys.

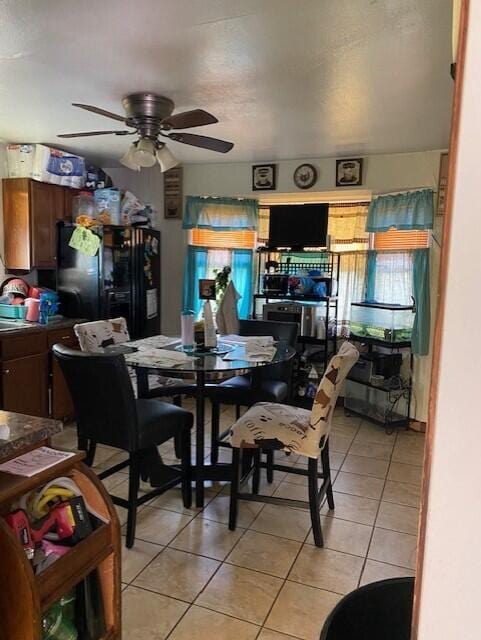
[{"left": 267, "top": 203, "right": 329, "bottom": 249}]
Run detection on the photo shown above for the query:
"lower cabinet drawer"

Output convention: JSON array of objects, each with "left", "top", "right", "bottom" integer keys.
[{"left": 2, "top": 353, "right": 49, "bottom": 418}]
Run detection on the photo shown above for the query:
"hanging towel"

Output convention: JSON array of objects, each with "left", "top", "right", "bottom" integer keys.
[{"left": 216, "top": 281, "right": 241, "bottom": 335}]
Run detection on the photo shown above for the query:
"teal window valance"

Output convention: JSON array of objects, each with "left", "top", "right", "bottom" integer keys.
[
  {"left": 183, "top": 196, "right": 259, "bottom": 231},
  {"left": 366, "top": 189, "right": 434, "bottom": 232}
]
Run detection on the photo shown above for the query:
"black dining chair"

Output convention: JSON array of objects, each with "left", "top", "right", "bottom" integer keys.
[
  {"left": 208, "top": 319, "right": 298, "bottom": 476},
  {"left": 53, "top": 344, "right": 192, "bottom": 548}
]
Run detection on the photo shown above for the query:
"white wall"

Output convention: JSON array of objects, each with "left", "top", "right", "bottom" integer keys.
[
  {"left": 106, "top": 167, "right": 183, "bottom": 334},
  {"left": 418, "top": 5, "right": 481, "bottom": 639},
  {"left": 183, "top": 150, "right": 443, "bottom": 198},
  {"left": 108, "top": 150, "right": 443, "bottom": 336}
]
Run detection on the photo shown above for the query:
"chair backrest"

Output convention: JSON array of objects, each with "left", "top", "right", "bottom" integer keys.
[
  {"left": 239, "top": 319, "right": 298, "bottom": 383},
  {"left": 74, "top": 317, "right": 130, "bottom": 353},
  {"left": 309, "top": 341, "right": 359, "bottom": 445},
  {"left": 52, "top": 343, "right": 138, "bottom": 451}
]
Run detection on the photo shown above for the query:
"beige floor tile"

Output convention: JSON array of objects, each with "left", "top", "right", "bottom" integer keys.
[
  {"left": 327, "top": 451, "right": 346, "bottom": 471},
  {"left": 94, "top": 450, "right": 129, "bottom": 473},
  {"left": 148, "top": 486, "right": 217, "bottom": 514},
  {"left": 368, "top": 528, "right": 417, "bottom": 569},
  {"left": 101, "top": 471, "right": 128, "bottom": 492},
  {"left": 250, "top": 504, "right": 312, "bottom": 542},
  {"left": 382, "top": 480, "right": 421, "bottom": 508},
  {"left": 334, "top": 471, "right": 384, "bottom": 500},
  {"left": 273, "top": 482, "right": 309, "bottom": 502},
  {"left": 289, "top": 545, "right": 363, "bottom": 594},
  {"left": 307, "top": 516, "right": 372, "bottom": 557},
  {"left": 354, "top": 423, "right": 397, "bottom": 445},
  {"left": 329, "top": 434, "right": 353, "bottom": 454},
  {"left": 196, "top": 564, "right": 283, "bottom": 625},
  {"left": 121, "top": 585, "right": 188, "bottom": 640},
  {"left": 341, "top": 454, "right": 389, "bottom": 479},
  {"left": 321, "top": 491, "right": 379, "bottom": 526},
  {"left": 121, "top": 538, "right": 163, "bottom": 583},
  {"left": 348, "top": 441, "right": 393, "bottom": 461},
  {"left": 226, "top": 530, "right": 301, "bottom": 578},
  {"left": 170, "top": 517, "right": 245, "bottom": 560},
  {"left": 329, "top": 420, "right": 359, "bottom": 438},
  {"left": 258, "top": 630, "right": 299, "bottom": 640},
  {"left": 376, "top": 501, "right": 419, "bottom": 535},
  {"left": 169, "top": 604, "right": 259, "bottom": 640},
  {"left": 201, "top": 494, "right": 264, "bottom": 528},
  {"left": 265, "top": 581, "right": 341, "bottom": 640},
  {"left": 51, "top": 427, "right": 78, "bottom": 449},
  {"left": 133, "top": 506, "right": 193, "bottom": 545},
  {"left": 279, "top": 468, "right": 309, "bottom": 486},
  {"left": 388, "top": 462, "right": 423, "bottom": 485},
  {"left": 392, "top": 437, "right": 425, "bottom": 466},
  {"left": 360, "top": 559, "right": 415, "bottom": 586},
  {"left": 134, "top": 547, "right": 220, "bottom": 602}
]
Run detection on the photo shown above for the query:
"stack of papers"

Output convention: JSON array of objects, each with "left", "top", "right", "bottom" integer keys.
[
  {"left": 128, "top": 335, "right": 180, "bottom": 350},
  {"left": 0, "top": 447, "right": 76, "bottom": 477},
  {"left": 124, "top": 347, "right": 191, "bottom": 369},
  {"left": 223, "top": 344, "right": 277, "bottom": 363}
]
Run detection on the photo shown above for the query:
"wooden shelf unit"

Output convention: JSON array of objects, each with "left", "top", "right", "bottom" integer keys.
[{"left": 0, "top": 448, "right": 121, "bottom": 639}]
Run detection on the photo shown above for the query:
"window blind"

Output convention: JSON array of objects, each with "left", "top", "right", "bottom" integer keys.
[
  {"left": 373, "top": 229, "right": 429, "bottom": 251},
  {"left": 191, "top": 228, "right": 256, "bottom": 249}
]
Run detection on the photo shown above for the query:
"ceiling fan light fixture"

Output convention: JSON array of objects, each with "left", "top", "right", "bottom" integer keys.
[
  {"left": 156, "top": 145, "right": 179, "bottom": 172},
  {"left": 132, "top": 137, "right": 156, "bottom": 167},
  {"left": 119, "top": 144, "right": 140, "bottom": 171}
]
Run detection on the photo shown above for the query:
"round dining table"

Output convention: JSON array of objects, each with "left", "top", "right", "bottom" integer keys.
[{"left": 123, "top": 340, "right": 296, "bottom": 507}]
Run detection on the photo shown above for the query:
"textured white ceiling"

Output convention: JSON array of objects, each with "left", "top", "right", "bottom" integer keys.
[{"left": 0, "top": 0, "right": 453, "bottom": 166}]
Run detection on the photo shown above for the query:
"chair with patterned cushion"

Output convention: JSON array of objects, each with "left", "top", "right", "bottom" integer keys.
[
  {"left": 227, "top": 341, "right": 359, "bottom": 547},
  {"left": 73, "top": 318, "right": 194, "bottom": 459}
]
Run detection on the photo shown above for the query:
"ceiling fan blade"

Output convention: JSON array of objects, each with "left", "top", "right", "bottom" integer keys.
[
  {"left": 72, "top": 103, "right": 126, "bottom": 123},
  {"left": 162, "top": 109, "right": 218, "bottom": 129},
  {"left": 57, "top": 130, "right": 132, "bottom": 138},
  {"left": 166, "top": 132, "right": 233, "bottom": 153}
]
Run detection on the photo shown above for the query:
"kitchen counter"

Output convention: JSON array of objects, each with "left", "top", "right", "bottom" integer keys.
[
  {"left": 0, "top": 410, "right": 62, "bottom": 462},
  {"left": 0, "top": 317, "right": 85, "bottom": 337}
]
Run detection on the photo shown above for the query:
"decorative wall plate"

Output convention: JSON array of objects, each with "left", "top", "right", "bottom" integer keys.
[{"left": 293, "top": 163, "right": 318, "bottom": 189}]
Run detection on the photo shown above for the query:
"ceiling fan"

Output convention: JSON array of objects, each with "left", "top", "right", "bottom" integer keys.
[{"left": 58, "top": 92, "right": 234, "bottom": 172}]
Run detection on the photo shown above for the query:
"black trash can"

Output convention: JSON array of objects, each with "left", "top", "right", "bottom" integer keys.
[{"left": 320, "top": 577, "right": 415, "bottom": 640}]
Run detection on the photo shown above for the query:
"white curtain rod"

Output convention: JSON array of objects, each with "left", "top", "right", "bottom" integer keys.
[{"left": 373, "top": 186, "right": 437, "bottom": 198}]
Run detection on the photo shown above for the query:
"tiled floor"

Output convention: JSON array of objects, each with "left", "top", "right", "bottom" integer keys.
[{"left": 53, "top": 403, "right": 424, "bottom": 640}]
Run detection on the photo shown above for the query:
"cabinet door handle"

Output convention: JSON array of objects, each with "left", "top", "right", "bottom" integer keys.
[
  {"left": 4, "top": 369, "right": 9, "bottom": 374},
  {"left": 61, "top": 335, "right": 70, "bottom": 340}
]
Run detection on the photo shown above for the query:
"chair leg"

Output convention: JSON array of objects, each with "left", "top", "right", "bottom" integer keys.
[
  {"left": 235, "top": 404, "right": 241, "bottom": 420},
  {"left": 126, "top": 452, "right": 141, "bottom": 549},
  {"left": 266, "top": 449, "right": 274, "bottom": 483},
  {"left": 173, "top": 395, "right": 182, "bottom": 407},
  {"left": 229, "top": 448, "right": 241, "bottom": 531},
  {"left": 85, "top": 440, "right": 97, "bottom": 467},
  {"left": 181, "top": 428, "right": 192, "bottom": 509},
  {"left": 321, "top": 439, "right": 335, "bottom": 511},
  {"left": 308, "top": 457, "right": 323, "bottom": 548},
  {"left": 210, "top": 401, "right": 220, "bottom": 465},
  {"left": 173, "top": 433, "right": 182, "bottom": 459},
  {"left": 252, "top": 449, "right": 261, "bottom": 494}
]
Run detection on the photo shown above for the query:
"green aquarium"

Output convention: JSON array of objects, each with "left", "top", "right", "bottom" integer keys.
[{"left": 350, "top": 302, "right": 414, "bottom": 343}]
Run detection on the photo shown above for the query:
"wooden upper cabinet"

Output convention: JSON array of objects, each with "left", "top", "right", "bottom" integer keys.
[
  {"left": 2, "top": 178, "right": 77, "bottom": 271},
  {"left": 2, "top": 178, "right": 31, "bottom": 271}
]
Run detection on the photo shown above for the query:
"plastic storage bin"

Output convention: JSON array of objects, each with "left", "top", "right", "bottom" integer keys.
[
  {"left": 0, "top": 304, "right": 27, "bottom": 319},
  {"left": 350, "top": 302, "right": 414, "bottom": 343}
]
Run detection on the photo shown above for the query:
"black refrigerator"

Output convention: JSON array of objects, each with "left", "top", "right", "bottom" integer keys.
[{"left": 56, "top": 224, "right": 161, "bottom": 339}]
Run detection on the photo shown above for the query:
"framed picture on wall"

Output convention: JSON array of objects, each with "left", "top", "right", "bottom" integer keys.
[
  {"left": 164, "top": 166, "right": 183, "bottom": 219},
  {"left": 252, "top": 164, "right": 277, "bottom": 191},
  {"left": 335, "top": 158, "right": 363, "bottom": 187},
  {"left": 198, "top": 279, "right": 216, "bottom": 300}
]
